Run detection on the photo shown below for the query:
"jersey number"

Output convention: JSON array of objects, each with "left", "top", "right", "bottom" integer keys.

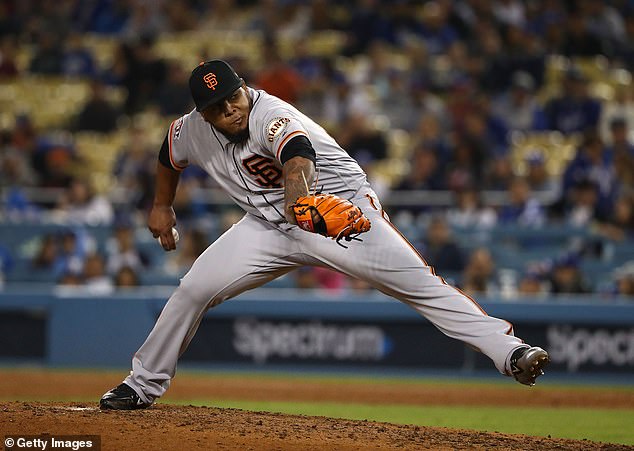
[{"left": 242, "top": 155, "right": 283, "bottom": 188}]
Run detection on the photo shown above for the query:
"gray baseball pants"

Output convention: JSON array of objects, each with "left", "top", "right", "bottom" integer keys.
[{"left": 125, "top": 187, "right": 524, "bottom": 404}]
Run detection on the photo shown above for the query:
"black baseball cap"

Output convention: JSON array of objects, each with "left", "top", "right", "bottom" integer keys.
[{"left": 189, "top": 60, "right": 243, "bottom": 112}]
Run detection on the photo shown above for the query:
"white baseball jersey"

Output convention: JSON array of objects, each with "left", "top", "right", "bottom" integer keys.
[
  {"left": 166, "top": 87, "right": 368, "bottom": 224},
  {"left": 123, "top": 87, "right": 535, "bottom": 404}
]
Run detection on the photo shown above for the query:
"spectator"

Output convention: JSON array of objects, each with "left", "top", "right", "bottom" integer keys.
[
  {"left": 498, "top": 176, "right": 545, "bottom": 226},
  {"left": 543, "top": 68, "right": 601, "bottom": 134},
  {"left": 314, "top": 267, "right": 348, "bottom": 293},
  {"left": 82, "top": 252, "right": 113, "bottom": 294},
  {"left": 0, "top": 244, "right": 13, "bottom": 284},
  {"left": 341, "top": 0, "right": 393, "bottom": 56},
  {"left": 473, "top": 93, "right": 510, "bottom": 156},
  {"left": 524, "top": 150, "right": 558, "bottom": 198},
  {"left": 607, "top": 116, "right": 634, "bottom": 156},
  {"left": 562, "top": 178, "right": 603, "bottom": 227},
  {"left": 52, "top": 231, "right": 87, "bottom": 279},
  {"left": 199, "top": 0, "right": 251, "bottom": 33},
  {"left": 163, "top": 0, "right": 197, "bottom": 32},
  {"left": 470, "top": 23, "right": 506, "bottom": 92},
  {"left": 607, "top": 117, "right": 634, "bottom": 192},
  {"left": 165, "top": 228, "right": 208, "bottom": 277},
  {"left": 306, "top": 0, "right": 339, "bottom": 31},
  {"left": 31, "top": 138, "right": 76, "bottom": 189},
  {"left": 169, "top": 175, "right": 210, "bottom": 222},
  {"left": 585, "top": 1, "right": 626, "bottom": 46},
  {"left": 409, "top": 85, "right": 449, "bottom": 135},
  {"left": 254, "top": 42, "right": 303, "bottom": 104},
  {"left": 548, "top": 255, "right": 590, "bottom": 294},
  {"left": 615, "top": 13, "right": 634, "bottom": 71},
  {"left": 291, "top": 43, "right": 329, "bottom": 110},
  {"left": 360, "top": 40, "right": 400, "bottom": 102},
  {"left": 380, "top": 69, "right": 418, "bottom": 131},
  {"left": 395, "top": 145, "right": 444, "bottom": 192},
  {"left": 561, "top": 10, "right": 606, "bottom": 57},
  {"left": 318, "top": 71, "right": 376, "bottom": 131},
  {"left": 112, "top": 126, "right": 156, "bottom": 211},
  {"left": 416, "top": 1, "right": 458, "bottom": 56},
  {"left": 492, "top": 71, "right": 546, "bottom": 132},
  {"left": 124, "top": 35, "right": 167, "bottom": 114},
  {"left": 0, "top": 120, "right": 39, "bottom": 218},
  {"left": 446, "top": 186, "right": 497, "bottom": 229},
  {"left": 483, "top": 155, "right": 515, "bottom": 191},
  {"left": 449, "top": 111, "right": 494, "bottom": 187},
  {"left": 294, "top": 266, "right": 318, "bottom": 289},
  {"left": 349, "top": 277, "right": 372, "bottom": 293},
  {"left": 612, "top": 262, "right": 634, "bottom": 297},
  {"left": 1, "top": 0, "right": 634, "bottom": 294},
  {"left": 120, "top": 1, "right": 165, "bottom": 41},
  {"left": 481, "top": 23, "right": 546, "bottom": 93},
  {"left": 437, "top": 40, "right": 471, "bottom": 91},
  {"left": 74, "top": 79, "right": 120, "bottom": 133},
  {"left": 409, "top": 113, "right": 451, "bottom": 165},
  {"left": 114, "top": 265, "right": 140, "bottom": 288},
  {"left": 89, "top": 0, "right": 131, "bottom": 34},
  {"left": 336, "top": 113, "right": 387, "bottom": 168},
  {"left": 158, "top": 61, "right": 193, "bottom": 116},
  {"left": 461, "top": 247, "right": 498, "bottom": 295},
  {"left": 0, "top": 36, "right": 19, "bottom": 77},
  {"left": 518, "top": 272, "right": 547, "bottom": 296},
  {"left": 62, "top": 32, "right": 96, "bottom": 78},
  {"left": 289, "top": 39, "right": 322, "bottom": 86},
  {"left": 561, "top": 133, "right": 617, "bottom": 220},
  {"left": 268, "top": 2, "right": 312, "bottom": 43},
  {"left": 493, "top": 0, "right": 526, "bottom": 28},
  {"left": 31, "top": 234, "right": 58, "bottom": 270},
  {"left": 28, "top": 31, "right": 63, "bottom": 75},
  {"left": 596, "top": 193, "right": 634, "bottom": 241},
  {"left": 2, "top": 186, "right": 41, "bottom": 222},
  {"left": 106, "top": 220, "right": 150, "bottom": 275},
  {"left": 56, "top": 272, "right": 83, "bottom": 287},
  {"left": 600, "top": 85, "right": 634, "bottom": 143},
  {"left": 8, "top": 115, "right": 37, "bottom": 165},
  {"left": 444, "top": 141, "right": 473, "bottom": 192},
  {"left": 52, "top": 178, "right": 114, "bottom": 226},
  {"left": 101, "top": 42, "right": 131, "bottom": 87},
  {"left": 293, "top": 266, "right": 347, "bottom": 293},
  {"left": 418, "top": 215, "right": 466, "bottom": 272}
]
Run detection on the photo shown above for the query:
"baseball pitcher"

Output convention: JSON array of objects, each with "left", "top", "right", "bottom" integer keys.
[{"left": 100, "top": 60, "right": 549, "bottom": 410}]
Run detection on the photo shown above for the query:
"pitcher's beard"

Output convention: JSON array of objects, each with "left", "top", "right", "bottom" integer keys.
[{"left": 223, "top": 126, "right": 250, "bottom": 145}]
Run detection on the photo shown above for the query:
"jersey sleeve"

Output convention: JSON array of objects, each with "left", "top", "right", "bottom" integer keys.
[
  {"left": 164, "top": 116, "right": 189, "bottom": 171},
  {"left": 260, "top": 110, "right": 310, "bottom": 163}
]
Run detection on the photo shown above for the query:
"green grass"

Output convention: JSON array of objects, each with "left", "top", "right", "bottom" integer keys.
[
  {"left": 177, "top": 399, "right": 634, "bottom": 446},
  {"left": 175, "top": 369, "right": 634, "bottom": 393},
  {"left": 3, "top": 368, "right": 633, "bottom": 445}
]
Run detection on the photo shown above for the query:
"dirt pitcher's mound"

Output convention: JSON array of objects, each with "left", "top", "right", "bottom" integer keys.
[{"left": 1, "top": 402, "right": 630, "bottom": 451}]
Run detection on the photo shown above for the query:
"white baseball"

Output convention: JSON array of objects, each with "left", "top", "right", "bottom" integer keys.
[{"left": 158, "top": 227, "right": 180, "bottom": 247}]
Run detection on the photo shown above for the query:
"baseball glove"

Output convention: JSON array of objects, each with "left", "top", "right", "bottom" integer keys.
[{"left": 292, "top": 194, "right": 371, "bottom": 246}]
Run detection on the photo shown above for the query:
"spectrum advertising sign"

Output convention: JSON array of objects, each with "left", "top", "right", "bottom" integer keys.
[{"left": 180, "top": 315, "right": 634, "bottom": 374}]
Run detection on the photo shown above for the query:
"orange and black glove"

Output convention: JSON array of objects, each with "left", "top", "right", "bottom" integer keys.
[{"left": 292, "top": 194, "right": 371, "bottom": 246}]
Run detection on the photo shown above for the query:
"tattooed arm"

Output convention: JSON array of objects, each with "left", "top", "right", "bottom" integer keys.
[{"left": 283, "top": 156, "right": 315, "bottom": 224}]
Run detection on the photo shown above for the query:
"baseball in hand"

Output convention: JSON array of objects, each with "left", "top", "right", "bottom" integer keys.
[{"left": 157, "top": 227, "right": 180, "bottom": 247}]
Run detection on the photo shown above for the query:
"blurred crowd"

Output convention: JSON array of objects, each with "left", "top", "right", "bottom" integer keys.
[{"left": 0, "top": 0, "right": 633, "bottom": 297}]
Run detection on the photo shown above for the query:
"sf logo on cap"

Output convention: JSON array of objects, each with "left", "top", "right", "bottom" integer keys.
[{"left": 203, "top": 72, "right": 218, "bottom": 90}]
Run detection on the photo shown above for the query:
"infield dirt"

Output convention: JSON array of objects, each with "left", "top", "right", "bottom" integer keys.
[{"left": 1, "top": 369, "right": 633, "bottom": 450}]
